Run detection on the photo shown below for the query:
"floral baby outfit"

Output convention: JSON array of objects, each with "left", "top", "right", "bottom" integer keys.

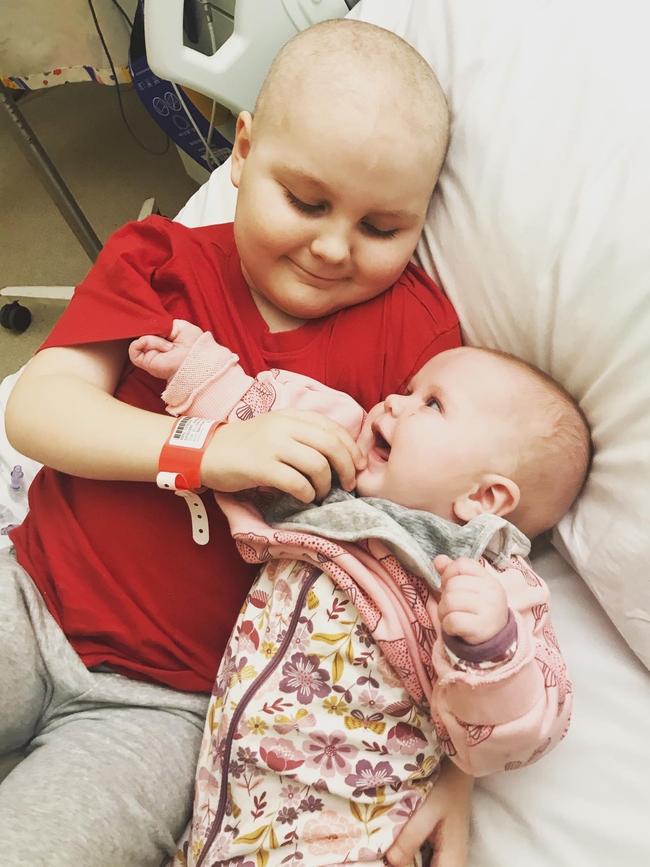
[{"left": 156, "top": 332, "right": 572, "bottom": 866}]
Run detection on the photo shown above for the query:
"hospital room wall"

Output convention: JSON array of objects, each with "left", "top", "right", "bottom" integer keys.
[{"left": 0, "top": 83, "right": 199, "bottom": 378}]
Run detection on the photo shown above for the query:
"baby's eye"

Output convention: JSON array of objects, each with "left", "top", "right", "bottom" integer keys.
[
  {"left": 426, "top": 397, "right": 442, "bottom": 411},
  {"left": 285, "top": 189, "right": 325, "bottom": 215},
  {"left": 361, "top": 222, "right": 398, "bottom": 239}
]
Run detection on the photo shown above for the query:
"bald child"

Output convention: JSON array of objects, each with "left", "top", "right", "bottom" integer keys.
[{"left": 4, "top": 18, "right": 465, "bottom": 867}]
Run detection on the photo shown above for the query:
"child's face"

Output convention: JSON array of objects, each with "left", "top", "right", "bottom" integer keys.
[
  {"left": 230, "top": 104, "right": 437, "bottom": 329},
  {"left": 356, "top": 349, "right": 520, "bottom": 521}
]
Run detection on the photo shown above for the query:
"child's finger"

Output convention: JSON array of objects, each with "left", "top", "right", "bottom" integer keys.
[
  {"left": 281, "top": 440, "right": 333, "bottom": 502},
  {"left": 291, "top": 412, "right": 363, "bottom": 492},
  {"left": 147, "top": 336, "right": 174, "bottom": 352},
  {"left": 265, "top": 460, "right": 317, "bottom": 503}
]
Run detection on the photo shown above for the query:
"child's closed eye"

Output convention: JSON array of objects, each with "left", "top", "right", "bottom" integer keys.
[
  {"left": 361, "top": 222, "right": 398, "bottom": 239},
  {"left": 285, "top": 189, "right": 325, "bottom": 214}
]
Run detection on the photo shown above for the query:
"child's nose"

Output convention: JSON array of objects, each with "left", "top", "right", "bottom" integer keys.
[{"left": 310, "top": 227, "right": 350, "bottom": 265}]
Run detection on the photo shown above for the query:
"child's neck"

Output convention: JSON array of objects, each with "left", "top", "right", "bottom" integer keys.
[{"left": 246, "top": 280, "right": 306, "bottom": 334}]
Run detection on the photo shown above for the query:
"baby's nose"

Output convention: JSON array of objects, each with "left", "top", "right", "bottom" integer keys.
[{"left": 385, "top": 393, "right": 409, "bottom": 416}]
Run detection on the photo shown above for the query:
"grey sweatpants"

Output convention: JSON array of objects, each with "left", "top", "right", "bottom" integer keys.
[{"left": 0, "top": 550, "right": 210, "bottom": 866}]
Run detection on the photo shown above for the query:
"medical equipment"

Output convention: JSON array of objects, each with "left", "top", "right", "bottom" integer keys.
[
  {"left": 145, "top": 1, "right": 361, "bottom": 118},
  {"left": 137, "top": 0, "right": 360, "bottom": 175}
]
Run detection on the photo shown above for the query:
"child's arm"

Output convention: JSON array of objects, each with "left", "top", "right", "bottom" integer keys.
[
  {"left": 430, "top": 555, "right": 572, "bottom": 777},
  {"left": 6, "top": 340, "right": 362, "bottom": 501},
  {"left": 5, "top": 341, "right": 175, "bottom": 482},
  {"left": 5, "top": 218, "right": 362, "bottom": 499}
]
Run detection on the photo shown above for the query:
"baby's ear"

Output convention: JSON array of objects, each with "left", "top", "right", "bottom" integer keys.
[
  {"left": 230, "top": 111, "right": 253, "bottom": 188},
  {"left": 452, "top": 475, "right": 520, "bottom": 523}
]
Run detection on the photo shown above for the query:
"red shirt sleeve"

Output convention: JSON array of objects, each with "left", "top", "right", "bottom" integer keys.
[{"left": 41, "top": 216, "right": 177, "bottom": 350}]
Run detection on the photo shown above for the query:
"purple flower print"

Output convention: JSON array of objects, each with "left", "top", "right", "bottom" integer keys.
[
  {"left": 277, "top": 806, "right": 299, "bottom": 825},
  {"left": 299, "top": 795, "right": 324, "bottom": 813},
  {"left": 302, "top": 730, "right": 358, "bottom": 777},
  {"left": 280, "top": 783, "right": 302, "bottom": 804},
  {"left": 279, "top": 653, "right": 330, "bottom": 704},
  {"left": 236, "top": 746, "right": 258, "bottom": 768},
  {"left": 344, "top": 759, "right": 400, "bottom": 798},
  {"left": 354, "top": 622, "right": 374, "bottom": 648}
]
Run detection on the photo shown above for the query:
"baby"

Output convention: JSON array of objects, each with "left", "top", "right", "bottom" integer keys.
[{"left": 130, "top": 322, "right": 591, "bottom": 867}]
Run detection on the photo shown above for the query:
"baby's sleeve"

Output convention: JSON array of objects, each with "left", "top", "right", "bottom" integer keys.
[
  {"left": 161, "top": 332, "right": 365, "bottom": 438},
  {"left": 430, "top": 556, "right": 572, "bottom": 777},
  {"left": 162, "top": 331, "right": 254, "bottom": 420}
]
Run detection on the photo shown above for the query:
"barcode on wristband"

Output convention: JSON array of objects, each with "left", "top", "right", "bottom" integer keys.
[{"left": 169, "top": 417, "right": 215, "bottom": 450}]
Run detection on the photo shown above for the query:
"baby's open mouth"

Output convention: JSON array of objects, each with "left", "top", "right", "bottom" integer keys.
[{"left": 371, "top": 427, "right": 391, "bottom": 462}]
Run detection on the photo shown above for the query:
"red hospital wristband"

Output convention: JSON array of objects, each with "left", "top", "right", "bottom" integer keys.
[{"left": 156, "top": 416, "right": 220, "bottom": 492}]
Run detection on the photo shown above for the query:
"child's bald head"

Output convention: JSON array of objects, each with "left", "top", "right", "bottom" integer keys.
[
  {"left": 229, "top": 19, "right": 450, "bottom": 331},
  {"left": 253, "top": 19, "right": 449, "bottom": 188}
]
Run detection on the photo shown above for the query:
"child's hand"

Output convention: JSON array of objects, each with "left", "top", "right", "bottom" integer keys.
[
  {"left": 435, "top": 554, "right": 509, "bottom": 645},
  {"left": 203, "top": 409, "right": 366, "bottom": 501},
  {"left": 386, "top": 759, "right": 472, "bottom": 867},
  {"left": 129, "top": 319, "right": 204, "bottom": 380}
]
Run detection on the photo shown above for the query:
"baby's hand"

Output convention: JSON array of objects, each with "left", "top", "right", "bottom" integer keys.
[
  {"left": 435, "top": 554, "right": 509, "bottom": 645},
  {"left": 129, "top": 319, "right": 204, "bottom": 380}
]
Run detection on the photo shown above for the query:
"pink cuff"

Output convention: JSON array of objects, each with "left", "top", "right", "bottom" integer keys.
[
  {"left": 442, "top": 609, "right": 518, "bottom": 665},
  {"left": 162, "top": 331, "right": 254, "bottom": 420}
]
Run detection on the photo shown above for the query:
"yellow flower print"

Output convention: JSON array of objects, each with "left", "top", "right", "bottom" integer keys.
[
  {"left": 261, "top": 641, "right": 277, "bottom": 659},
  {"left": 322, "top": 696, "right": 349, "bottom": 716},
  {"left": 246, "top": 716, "right": 268, "bottom": 736}
]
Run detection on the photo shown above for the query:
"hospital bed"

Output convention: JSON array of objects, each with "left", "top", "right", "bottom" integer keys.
[{"left": 2, "top": 1, "right": 650, "bottom": 865}]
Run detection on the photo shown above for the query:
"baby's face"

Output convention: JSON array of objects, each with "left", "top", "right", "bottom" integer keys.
[
  {"left": 230, "top": 99, "right": 436, "bottom": 329},
  {"left": 356, "top": 348, "right": 521, "bottom": 520}
]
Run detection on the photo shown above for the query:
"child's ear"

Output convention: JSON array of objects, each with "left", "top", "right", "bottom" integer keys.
[
  {"left": 452, "top": 475, "right": 520, "bottom": 524},
  {"left": 230, "top": 111, "right": 253, "bottom": 188}
]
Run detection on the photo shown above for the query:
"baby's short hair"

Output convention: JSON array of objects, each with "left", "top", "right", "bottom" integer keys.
[{"left": 486, "top": 349, "right": 593, "bottom": 537}]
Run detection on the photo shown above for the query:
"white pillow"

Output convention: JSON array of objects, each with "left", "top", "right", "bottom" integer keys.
[
  {"left": 350, "top": 0, "right": 650, "bottom": 668},
  {"left": 178, "top": 1, "right": 650, "bottom": 667},
  {"left": 174, "top": 8, "right": 650, "bottom": 863}
]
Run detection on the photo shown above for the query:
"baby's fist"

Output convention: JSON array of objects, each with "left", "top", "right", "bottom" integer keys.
[
  {"left": 129, "top": 319, "right": 204, "bottom": 380},
  {"left": 435, "top": 554, "right": 509, "bottom": 645}
]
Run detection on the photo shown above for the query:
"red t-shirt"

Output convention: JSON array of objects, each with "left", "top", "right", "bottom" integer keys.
[{"left": 11, "top": 217, "right": 460, "bottom": 693}]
